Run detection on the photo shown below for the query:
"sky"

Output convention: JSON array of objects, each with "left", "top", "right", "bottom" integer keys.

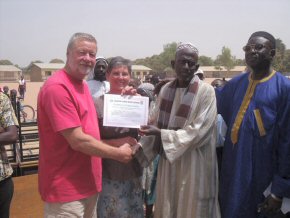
[{"left": 0, "top": 0, "right": 289, "bottom": 68}]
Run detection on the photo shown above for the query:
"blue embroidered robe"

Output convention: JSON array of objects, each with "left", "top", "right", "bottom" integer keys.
[{"left": 216, "top": 71, "right": 290, "bottom": 218}]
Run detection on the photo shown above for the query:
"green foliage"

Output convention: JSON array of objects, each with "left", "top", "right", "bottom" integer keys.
[
  {"left": 133, "top": 42, "right": 177, "bottom": 73},
  {"left": 50, "top": 58, "right": 64, "bottom": 63},
  {"left": 0, "top": 59, "right": 13, "bottom": 65},
  {"left": 6, "top": 37, "right": 288, "bottom": 79},
  {"left": 199, "top": 56, "right": 214, "bottom": 66},
  {"left": 234, "top": 58, "right": 245, "bottom": 66},
  {"left": 273, "top": 39, "right": 287, "bottom": 73},
  {"left": 215, "top": 46, "right": 235, "bottom": 71},
  {"left": 281, "top": 49, "right": 290, "bottom": 72}
]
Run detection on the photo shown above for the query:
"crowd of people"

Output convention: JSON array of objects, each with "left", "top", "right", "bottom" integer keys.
[{"left": 1, "top": 30, "right": 290, "bottom": 218}]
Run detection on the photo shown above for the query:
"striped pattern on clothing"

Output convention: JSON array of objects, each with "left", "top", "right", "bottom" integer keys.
[
  {"left": 158, "top": 77, "right": 199, "bottom": 129},
  {"left": 152, "top": 77, "right": 220, "bottom": 218}
]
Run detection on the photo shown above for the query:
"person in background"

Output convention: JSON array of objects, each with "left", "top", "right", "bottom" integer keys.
[
  {"left": 137, "top": 82, "right": 155, "bottom": 103},
  {"left": 211, "top": 78, "right": 227, "bottom": 89},
  {"left": 217, "top": 31, "right": 290, "bottom": 218},
  {"left": 3, "top": 86, "right": 10, "bottom": 98},
  {"left": 138, "top": 42, "right": 220, "bottom": 218},
  {"left": 37, "top": 33, "right": 133, "bottom": 218},
  {"left": 211, "top": 79, "right": 228, "bottom": 180},
  {"left": 128, "top": 78, "right": 141, "bottom": 89},
  {"left": 138, "top": 80, "right": 171, "bottom": 218},
  {"left": 9, "top": 90, "right": 17, "bottom": 113},
  {"left": 0, "top": 92, "right": 19, "bottom": 218},
  {"left": 137, "top": 82, "right": 155, "bottom": 218},
  {"left": 18, "top": 75, "right": 26, "bottom": 99},
  {"left": 194, "top": 68, "right": 204, "bottom": 80},
  {"left": 94, "top": 56, "right": 144, "bottom": 218},
  {"left": 87, "top": 56, "right": 110, "bottom": 103}
]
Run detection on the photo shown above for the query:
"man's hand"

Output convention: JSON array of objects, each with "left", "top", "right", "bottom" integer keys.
[
  {"left": 117, "top": 143, "right": 133, "bottom": 163},
  {"left": 257, "top": 194, "right": 283, "bottom": 217},
  {"left": 139, "top": 125, "right": 161, "bottom": 137},
  {"left": 105, "top": 136, "right": 137, "bottom": 147},
  {"left": 131, "top": 143, "right": 141, "bottom": 155}
]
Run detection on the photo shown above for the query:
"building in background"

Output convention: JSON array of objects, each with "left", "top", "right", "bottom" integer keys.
[
  {"left": 30, "top": 63, "right": 65, "bottom": 82},
  {"left": 131, "top": 65, "right": 152, "bottom": 82},
  {"left": 29, "top": 63, "right": 153, "bottom": 82},
  {"left": 200, "top": 66, "right": 246, "bottom": 79},
  {"left": 0, "top": 65, "right": 22, "bottom": 82}
]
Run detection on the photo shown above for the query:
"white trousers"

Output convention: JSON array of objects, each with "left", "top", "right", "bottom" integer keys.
[{"left": 44, "top": 193, "right": 98, "bottom": 218}]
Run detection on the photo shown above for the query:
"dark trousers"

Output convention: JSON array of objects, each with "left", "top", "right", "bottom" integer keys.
[{"left": 0, "top": 177, "right": 14, "bottom": 218}]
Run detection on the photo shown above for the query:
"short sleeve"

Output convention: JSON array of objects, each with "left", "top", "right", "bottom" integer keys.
[
  {"left": 0, "top": 94, "right": 18, "bottom": 128},
  {"left": 41, "top": 84, "right": 81, "bottom": 132}
]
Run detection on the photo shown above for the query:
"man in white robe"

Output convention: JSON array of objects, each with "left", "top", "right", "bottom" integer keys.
[{"left": 138, "top": 43, "right": 220, "bottom": 218}]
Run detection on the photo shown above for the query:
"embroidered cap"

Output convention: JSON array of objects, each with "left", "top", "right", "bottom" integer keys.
[{"left": 176, "top": 42, "right": 199, "bottom": 55}]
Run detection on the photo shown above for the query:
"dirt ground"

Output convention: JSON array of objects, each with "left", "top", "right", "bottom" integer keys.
[{"left": 0, "top": 82, "right": 43, "bottom": 111}]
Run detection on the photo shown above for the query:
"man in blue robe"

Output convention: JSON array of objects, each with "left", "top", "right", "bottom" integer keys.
[{"left": 217, "top": 31, "right": 290, "bottom": 218}]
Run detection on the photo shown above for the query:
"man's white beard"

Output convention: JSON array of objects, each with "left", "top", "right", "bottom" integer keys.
[
  {"left": 85, "top": 67, "right": 93, "bottom": 75},
  {"left": 81, "top": 66, "right": 93, "bottom": 76}
]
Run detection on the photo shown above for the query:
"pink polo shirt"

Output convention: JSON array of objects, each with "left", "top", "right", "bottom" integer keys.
[{"left": 37, "top": 69, "right": 102, "bottom": 202}]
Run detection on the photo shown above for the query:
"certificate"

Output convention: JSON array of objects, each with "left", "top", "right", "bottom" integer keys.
[{"left": 103, "top": 94, "right": 149, "bottom": 128}]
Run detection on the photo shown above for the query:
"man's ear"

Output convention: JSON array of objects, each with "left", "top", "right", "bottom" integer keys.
[
  {"left": 270, "top": 49, "right": 276, "bottom": 57},
  {"left": 171, "top": 60, "right": 175, "bottom": 69}
]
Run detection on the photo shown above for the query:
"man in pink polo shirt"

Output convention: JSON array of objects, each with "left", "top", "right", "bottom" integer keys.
[{"left": 37, "top": 32, "right": 134, "bottom": 218}]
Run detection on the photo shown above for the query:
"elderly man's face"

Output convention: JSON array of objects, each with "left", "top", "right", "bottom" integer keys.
[
  {"left": 244, "top": 36, "right": 274, "bottom": 71},
  {"left": 66, "top": 39, "right": 97, "bottom": 80},
  {"left": 172, "top": 48, "right": 199, "bottom": 87}
]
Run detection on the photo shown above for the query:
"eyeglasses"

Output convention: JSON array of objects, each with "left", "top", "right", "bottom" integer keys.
[{"left": 243, "top": 44, "right": 268, "bottom": 52}]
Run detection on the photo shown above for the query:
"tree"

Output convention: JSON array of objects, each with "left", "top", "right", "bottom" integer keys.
[
  {"left": 215, "top": 46, "right": 235, "bottom": 77},
  {"left": 273, "top": 39, "right": 286, "bottom": 73},
  {"left": 50, "top": 58, "right": 64, "bottom": 63},
  {"left": 199, "top": 56, "right": 214, "bottom": 66},
  {"left": 282, "top": 49, "right": 290, "bottom": 73},
  {"left": 0, "top": 59, "right": 13, "bottom": 65},
  {"left": 233, "top": 57, "right": 245, "bottom": 66},
  {"left": 134, "top": 42, "right": 177, "bottom": 73},
  {"left": 160, "top": 42, "right": 177, "bottom": 68}
]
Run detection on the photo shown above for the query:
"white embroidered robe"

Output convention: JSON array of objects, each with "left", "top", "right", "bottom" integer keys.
[{"left": 153, "top": 81, "right": 220, "bottom": 218}]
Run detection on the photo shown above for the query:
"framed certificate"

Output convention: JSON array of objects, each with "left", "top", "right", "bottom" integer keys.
[{"left": 103, "top": 94, "right": 149, "bottom": 128}]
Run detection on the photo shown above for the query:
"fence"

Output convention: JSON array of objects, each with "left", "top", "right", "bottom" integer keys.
[{"left": 6, "top": 98, "right": 39, "bottom": 176}]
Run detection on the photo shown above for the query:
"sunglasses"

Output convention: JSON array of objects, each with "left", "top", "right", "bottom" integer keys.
[{"left": 243, "top": 44, "right": 268, "bottom": 52}]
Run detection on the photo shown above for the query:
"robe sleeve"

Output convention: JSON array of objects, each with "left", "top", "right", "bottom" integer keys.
[
  {"left": 161, "top": 84, "right": 217, "bottom": 163},
  {"left": 271, "top": 80, "right": 290, "bottom": 198},
  {"left": 215, "top": 79, "right": 237, "bottom": 126}
]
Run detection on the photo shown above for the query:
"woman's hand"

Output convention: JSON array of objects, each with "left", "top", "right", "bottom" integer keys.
[{"left": 121, "top": 86, "right": 138, "bottom": 96}]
